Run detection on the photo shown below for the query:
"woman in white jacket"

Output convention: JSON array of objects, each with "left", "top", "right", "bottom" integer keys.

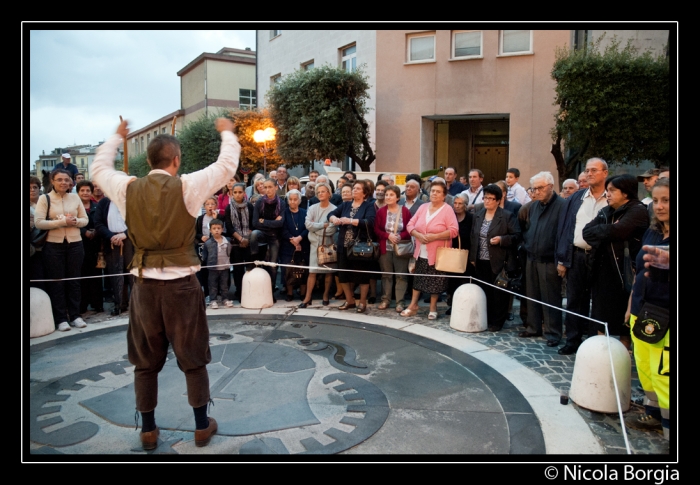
[
  {"left": 299, "top": 182, "right": 337, "bottom": 307},
  {"left": 34, "top": 169, "right": 89, "bottom": 331}
]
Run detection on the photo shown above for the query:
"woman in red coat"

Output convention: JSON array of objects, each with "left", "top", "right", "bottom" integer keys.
[{"left": 374, "top": 185, "right": 413, "bottom": 313}]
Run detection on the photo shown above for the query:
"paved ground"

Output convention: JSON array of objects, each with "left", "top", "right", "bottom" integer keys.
[{"left": 26, "top": 290, "right": 670, "bottom": 459}]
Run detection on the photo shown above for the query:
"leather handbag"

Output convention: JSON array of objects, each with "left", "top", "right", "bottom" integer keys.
[
  {"left": 494, "top": 252, "right": 523, "bottom": 293},
  {"left": 435, "top": 236, "right": 468, "bottom": 273},
  {"left": 391, "top": 208, "right": 414, "bottom": 258},
  {"left": 30, "top": 194, "right": 51, "bottom": 250},
  {"left": 285, "top": 250, "right": 308, "bottom": 287},
  {"left": 347, "top": 221, "right": 379, "bottom": 261},
  {"left": 317, "top": 226, "right": 337, "bottom": 265}
]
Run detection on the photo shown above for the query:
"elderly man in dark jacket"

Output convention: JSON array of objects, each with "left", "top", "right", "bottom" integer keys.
[{"left": 519, "top": 172, "right": 567, "bottom": 346}]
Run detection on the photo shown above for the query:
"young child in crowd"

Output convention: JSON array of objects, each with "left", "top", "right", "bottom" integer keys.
[{"left": 201, "top": 219, "right": 233, "bottom": 309}]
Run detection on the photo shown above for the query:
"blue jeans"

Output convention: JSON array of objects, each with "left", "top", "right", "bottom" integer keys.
[{"left": 43, "top": 241, "right": 84, "bottom": 325}]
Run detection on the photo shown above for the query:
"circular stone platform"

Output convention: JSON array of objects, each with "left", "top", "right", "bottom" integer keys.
[{"left": 28, "top": 313, "right": 547, "bottom": 456}]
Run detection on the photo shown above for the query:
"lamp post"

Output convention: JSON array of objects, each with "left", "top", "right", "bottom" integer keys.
[{"left": 253, "top": 127, "right": 276, "bottom": 175}]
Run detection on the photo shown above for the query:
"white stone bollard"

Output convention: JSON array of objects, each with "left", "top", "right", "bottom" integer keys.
[
  {"left": 30, "top": 287, "right": 55, "bottom": 338},
  {"left": 450, "top": 283, "right": 488, "bottom": 333},
  {"left": 241, "top": 267, "right": 274, "bottom": 309},
  {"left": 569, "top": 335, "right": 631, "bottom": 413}
]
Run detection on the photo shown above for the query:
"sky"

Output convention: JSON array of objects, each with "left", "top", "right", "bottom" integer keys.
[{"left": 26, "top": 29, "right": 257, "bottom": 171}]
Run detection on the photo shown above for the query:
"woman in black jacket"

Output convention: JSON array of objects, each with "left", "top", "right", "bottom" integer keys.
[
  {"left": 328, "top": 180, "right": 377, "bottom": 313},
  {"left": 469, "top": 184, "right": 521, "bottom": 331},
  {"left": 583, "top": 174, "right": 649, "bottom": 347}
]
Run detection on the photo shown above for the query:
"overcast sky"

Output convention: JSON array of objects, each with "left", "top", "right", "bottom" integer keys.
[{"left": 27, "top": 29, "right": 257, "bottom": 171}]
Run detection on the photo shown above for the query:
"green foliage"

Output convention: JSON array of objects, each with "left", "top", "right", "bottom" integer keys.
[
  {"left": 177, "top": 112, "right": 224, "bottom": 175},
  {"left": 176, "top": 109, "right": 283, "bottom": 175},
  {"left": 267, "top": 64, "right": 375, "bottom": 172},
  {"left": 550, "top": 34, "right": 670, "bottom": 180},
  {"left": 126, "top": 151, "right": 149, "bottom": 178},
  {"left": 421, "top": 169, "right": 440, "bottom": 178}
]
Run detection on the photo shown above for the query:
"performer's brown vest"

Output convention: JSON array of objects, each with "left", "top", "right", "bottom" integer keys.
[{"left": 125, "top": 173, "right": 199, "bottom": 276}]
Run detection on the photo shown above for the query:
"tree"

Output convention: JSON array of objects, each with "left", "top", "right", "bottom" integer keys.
[
  {"left": 177, "top": 109, "right": 282, "bottom": 175},
  {"left": 550, "top": 35, "right": 670, "bottom": 181},
  {"left": 267, "top": 64, "right": 375, "bottom": 172},
  {"left": 127, "top": 151, "right": 149, "bottom": 178}
]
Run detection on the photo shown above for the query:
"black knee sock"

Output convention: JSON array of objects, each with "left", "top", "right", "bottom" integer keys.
[
  {"left": 194, "top": 404, "right": 209, "bottom": 430},
  {"left": 141, "top": 410, "right": 156, "bottom": 433}
]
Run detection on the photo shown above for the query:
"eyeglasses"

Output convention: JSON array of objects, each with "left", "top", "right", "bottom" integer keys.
[
  {"left": 585, "top": 168, "right": 604, "bottom": 174},
  {"left": 483, "top": 196, "right": 497, "bottom": 202},
  {"left": 532, "top": 184, "right": 553, "bottom": 192}
]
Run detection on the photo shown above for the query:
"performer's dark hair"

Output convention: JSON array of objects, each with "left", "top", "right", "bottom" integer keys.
[{"left": 147, "top": 134, "right": 181, "bottom": 170}]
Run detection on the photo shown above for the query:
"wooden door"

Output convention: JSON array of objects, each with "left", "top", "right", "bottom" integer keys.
[{"left": 473, "top": 146, "right": 508, "bottom": 185}]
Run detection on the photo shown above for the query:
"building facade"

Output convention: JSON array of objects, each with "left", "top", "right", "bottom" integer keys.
[{"left": 256, "top": 28, "right": 669, "bottom": 188}]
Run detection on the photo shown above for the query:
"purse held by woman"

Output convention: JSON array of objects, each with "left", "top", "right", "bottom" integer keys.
[
  {"left": 435, "top": 236, "right": 468, "bottom": 273},
  {"left": 347, "top": 221, "right": 379, "bottom": 261},
  {"left": 317, "top": 226, "right": 337, "bottom": 265}
]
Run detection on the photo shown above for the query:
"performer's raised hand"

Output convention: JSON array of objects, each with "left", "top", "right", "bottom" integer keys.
[
  {"left": 117, "top": 119, "right": 129, "bottom": 139},
  {"left": 215, "top": 117, "right": 235, "bottom": 133}
]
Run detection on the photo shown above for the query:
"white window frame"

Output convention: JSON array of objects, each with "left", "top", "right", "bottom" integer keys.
[
  {"left": 239, "top": 88, "right": 257, "bottom": 110},
  {"left": 499, "top": 30, "right": 533, "bottom": 57},
  {"left": 451, "top": 30, "right": 483, "bottom": 60},
  {"left": 270, "top": 30, "right": 281, "bottom": 40},
  {"left": 302, "top": 60, "right": 315, "bottom": 71},
  {"left": 340, "top": 44, "right": 357, "bottom": 72},
  {"left": 271, "top": 74, "right": 281, "bottom": 87},
  {"left": 406, "top": 32, "right": 436, "bottom": 64}
]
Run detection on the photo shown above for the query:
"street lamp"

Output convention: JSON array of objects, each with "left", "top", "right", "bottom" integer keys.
[{"left": 253, "top": 127, "right": 276, "bottom": 175}]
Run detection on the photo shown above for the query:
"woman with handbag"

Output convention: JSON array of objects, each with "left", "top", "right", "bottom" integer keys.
[
  {"left": 328, "top": 180, "right": 377, "bottom": 313},
  {"left": 624, "top": 177, "right": 670, "bottom": 440},
  {"left": 374, "top": 185, "right": 413, "bottom": 312},
  {"left": 280, "top": 189, "right": 310, "bottom": 302},
  {"left": 469, "top": 184, "right": 521, "bottom": 331},
  {"left": 582, "top": 174, "right": 649, "bottom": 348},
  {"left": 300, "top": 182, "right": 337, "bottom": 308},
  {"left": 77, "top": 180, "right": 104, "bottom": 314},
  {"left": 34, "top": 169, "right": 89, "bottom": 331},
  {"left": 446, "top": 193, "right": 474, "bottom": 316},
  {"left": 401, "top": 180, "right": 459, "bottom": 320}
]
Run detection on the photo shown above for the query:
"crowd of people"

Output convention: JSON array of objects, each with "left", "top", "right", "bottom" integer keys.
[{"left": 29, "top": 155, "right": 672, "bottom": 440}]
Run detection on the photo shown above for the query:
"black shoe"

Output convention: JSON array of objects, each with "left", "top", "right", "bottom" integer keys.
[
  {"left": 94, "top": 307, "right": 104, "bottom": 313},
  {"left": 368, "top": 297, "right": 376, "bottom": 304},
  {"left": 487, "top": 325, "right": 502, "bottom": 332},
  {"left": 298, "top": 300, "right": 311, "bottom": 309},
  {"left": 110, "top": 308, "right": 121, "bottom": 316},
  {"left": 273, "top": 297, "right": 277, "bottom": 303},
  {"left": 445, "top": 307, "right": 452, "bottom": 315},
  {"left": 322, "top": 300, "right": 330, "bottom": 306},
  {"left": 518, "top": 330, "right": 542, "bottom": 338},
  {"left": 507, "top": 313, "right": 514, "bottom": 321},
  {"left": 546, "top": 340, "right": 561, "bottom": 347},
  {"left": 285, "top": 294, "right": 294, "bottom": 302},
  {"left": 558, "top": 343, "right": 579, "bottom": 355}
]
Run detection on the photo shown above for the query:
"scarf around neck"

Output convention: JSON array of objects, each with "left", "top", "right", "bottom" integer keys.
[{"left": 229, "top": 199, "right": 250, "bottom": 237}]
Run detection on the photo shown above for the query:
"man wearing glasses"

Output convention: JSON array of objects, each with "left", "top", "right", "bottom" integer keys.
[
  {"left": 519, "top": 172, "right": 566, "bottom": 347},
  {"left": 555, "top": 158, "right": 609, "bottom": 355}
]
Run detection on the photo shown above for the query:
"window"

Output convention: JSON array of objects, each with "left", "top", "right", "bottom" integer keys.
[
  {"left": 500, "top": 30, "right": 532, "bottom": 55},
  {"left": 271, "top": 74, "right": 281, "bottom": 87},
  {"left": 162, "top": 127, "right": 166, "bottom": 134},
  {"left": 341, "top": 44, "right": 357, "bottom": 72},
  {"left": 302, "top": 60, "right": 314, "bottom": 71},
  {"left": 270, "top": 30, "right": 281, "bottom": 40},
  {"left": 239, "top": 88, "right": 257, "bottom": 110},
  {"left": 154, "top": 130, "right": 158, "bottom": 138},
  {"left": 147, "top": 134, "right": 150, "bottom": 145},
  {"left": 407, "top": 33, "right": 435, "bottom": 63},
  {"left": 452, "top": 31, "right": 482, "bottom": 59}
]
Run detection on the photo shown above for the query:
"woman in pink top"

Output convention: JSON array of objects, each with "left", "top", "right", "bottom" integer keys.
[
  {"left": 400, "top": 180, "right": 459, "bottom": 320},
  {"left": 217, "top": 176, "right": 237, "bottom": 215}
]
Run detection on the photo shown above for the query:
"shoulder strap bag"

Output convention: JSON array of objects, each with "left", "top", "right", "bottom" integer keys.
[
  {"left": 391, "top": 208, "right": 414, "bottom": 258},
  {"left": 347, "top": 220, "right": 379, "bottom": 261},
  {"left": 435, "top": 235, "right": 468, "bottom": 273},
  {"left": 317, "top": 225, "right": 338, "bottom": 265}
]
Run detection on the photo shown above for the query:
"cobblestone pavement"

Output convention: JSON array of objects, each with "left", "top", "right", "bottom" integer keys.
[{"left": 76, "top": 292, "right": 670, "bottom": 456}]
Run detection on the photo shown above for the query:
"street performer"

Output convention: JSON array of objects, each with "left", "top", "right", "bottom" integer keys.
[{"left": 92, "top": 117, "right": 240, "bottom": 450}]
